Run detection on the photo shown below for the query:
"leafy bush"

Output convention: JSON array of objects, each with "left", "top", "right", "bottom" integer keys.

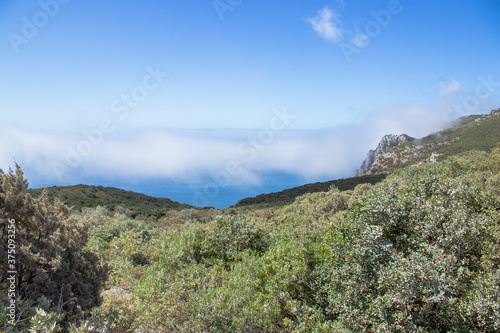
[
  {"left": 315, "top": 162, "right": 500, "bottom": 332},
  {"left": 200, "top": 215, "right": 268, "bottom": 265},
  {"left": 273, "top": 187, "right": 349, "bottom": 230},
  {"left": 0, "top": 166, "right": 108, "bottom": 331}
]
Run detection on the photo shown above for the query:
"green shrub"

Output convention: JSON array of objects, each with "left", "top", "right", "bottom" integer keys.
[
  {"left": 0, "top": 165, "right": 108, "bottom": 330},
  {"left": 200, "top": 215, "right": 268, "bottom": 266},
  {"left": 276, "top": 188, "right": 349, "bottom": 229},
  {"left": 315, "top": 163, "right": 500, "bottom": 332}
]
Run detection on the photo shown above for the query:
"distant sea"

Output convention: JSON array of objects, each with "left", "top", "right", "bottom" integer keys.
[{"left": 29, "top": 172, "right": 335, "bottom": 209}]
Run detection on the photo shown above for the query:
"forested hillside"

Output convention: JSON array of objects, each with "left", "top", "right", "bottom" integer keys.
[{"left": 2, "top": 143, "right": 499, "bottom": 332}]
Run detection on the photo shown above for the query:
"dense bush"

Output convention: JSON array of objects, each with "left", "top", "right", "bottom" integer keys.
[
  {"left": 200, "top": 215, "right": 268, "bottom": 265},
  {"left": 314, "top": 158, "right": 500, "bottom": 332},
  {"left": 273, "top": 187, "right": 349, "bottom": 230},
  {"left": 0, "top": 165, "right": 108, "bottom": 331}
]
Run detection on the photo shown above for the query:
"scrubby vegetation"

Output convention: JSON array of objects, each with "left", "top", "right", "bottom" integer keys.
[
  {"left": 429, "top": 109, "right": 500, "bottom": 156},
  {"left": 1, "top": 144, "right": 500, "bottom": 332}
]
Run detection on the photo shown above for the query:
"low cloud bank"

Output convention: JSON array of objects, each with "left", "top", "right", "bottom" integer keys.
[{"left": 1, "top": 102, "right": 484, "bottom": 187}]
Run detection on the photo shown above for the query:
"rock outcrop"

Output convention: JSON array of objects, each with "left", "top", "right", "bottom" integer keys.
[
  {"left": 353, "top": 134, "right": 414, "bottom": 177},
  {"left": 353, "top": 108, "right": 500, "bottom": 177}
]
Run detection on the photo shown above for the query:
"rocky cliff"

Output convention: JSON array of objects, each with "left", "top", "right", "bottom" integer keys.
[
  {"left": 353, "top": 134, "right": 414, "bottom": 177},
  {"left": 353, "top": 108, "right": 500, "bottom": 177}
]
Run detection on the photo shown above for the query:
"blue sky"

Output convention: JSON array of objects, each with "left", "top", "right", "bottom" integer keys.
[{"left": 1, "top": 0, "right": 499, "bottom": 192}]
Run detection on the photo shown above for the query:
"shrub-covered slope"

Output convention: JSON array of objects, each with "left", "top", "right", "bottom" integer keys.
[
  {"left": 234, "top": 174, "right": 387, "bottom": 208},
  {"left": 27, "top": 184, "right": 196, "bottom": 217},
  {"left": 2, "top": 146, "right": 499, "bottom": 331},
  {"left": 87, "top": 147, "right": 499, "bottom": 332}
]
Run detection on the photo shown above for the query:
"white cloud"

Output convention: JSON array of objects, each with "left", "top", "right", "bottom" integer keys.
[
  {"left": 307, "top": 7, "right": 343, "bottom": 43},
  {"left": 439, "top": 79, "right": 461, "bottom": 95}
]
